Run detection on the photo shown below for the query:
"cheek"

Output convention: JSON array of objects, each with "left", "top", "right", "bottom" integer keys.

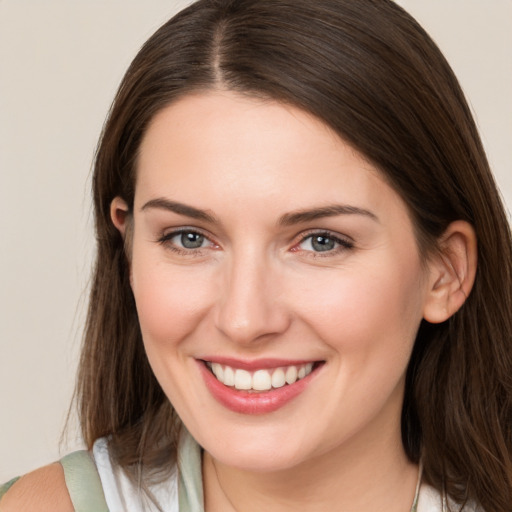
[
  {"left": 291, "top": 252, "right": 426, "bottom": 356},
  {"left": 130, "top": 251, "right": 214, "bottom": 348},
  {"left": 129, "top": 250, "right": 217, "bottom": 412}
]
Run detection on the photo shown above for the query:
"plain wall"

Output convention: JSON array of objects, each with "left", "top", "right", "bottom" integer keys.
[{"left": 0, "top": 1, "right": 510, "bottom": 481}]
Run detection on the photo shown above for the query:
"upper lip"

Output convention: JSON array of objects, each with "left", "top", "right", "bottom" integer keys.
[{"left": 199, "top": 357, "right": 321, "bottom": 371}]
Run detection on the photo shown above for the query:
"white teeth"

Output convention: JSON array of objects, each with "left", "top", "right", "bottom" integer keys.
[
  {"left": 208, "top": 362, "right": 316, "bottom": 391},
  {"left": 212, "top": 363, "right": 224, "bottom": 381},
  {"left": 271, "top": 368, "right": 286, "bottom": 388},
  {"left": 285, "top": 365, "right": 298, "bottom": 385},
  {"left": 224, "top": 366, "right": 235, "bottom": 386},
  {"left": 253, "top": 370, "right": 272, "bottom": 391},
  {"left": 234, "top": 369, "right": 252, "bottom": 390}
]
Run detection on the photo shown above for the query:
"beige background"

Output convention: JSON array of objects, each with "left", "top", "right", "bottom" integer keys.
[{"left": 0, "top": 1, "right": 510, "bottom": 481}]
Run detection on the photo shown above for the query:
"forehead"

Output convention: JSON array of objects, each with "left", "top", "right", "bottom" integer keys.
[{"left": 135, "top": 91, "right": 409, "bottom": 227}]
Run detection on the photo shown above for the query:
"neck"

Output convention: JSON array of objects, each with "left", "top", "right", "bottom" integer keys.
[{"left": 202, "top": 412, "right": 419, "bottom": 512}]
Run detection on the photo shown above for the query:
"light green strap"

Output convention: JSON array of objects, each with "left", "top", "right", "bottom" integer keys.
[
  {"left": 410, "top": 462, "right": 423, "bottom": 512},
  {"left": 0, "top": 476, "right": 21, "bottom": 502},
  {"left": 60, "top": 450, "right": 109, "bottom": 512},
  {"left": 178, "top": 429, "right": 204, "bottom": 512}
]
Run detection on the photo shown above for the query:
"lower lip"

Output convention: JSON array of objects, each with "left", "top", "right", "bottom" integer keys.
[{"left": 198, "top": 361, "right": 321, "bottom": 415}]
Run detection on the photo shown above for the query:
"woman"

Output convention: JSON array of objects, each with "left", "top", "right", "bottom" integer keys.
[{"left": 1, "top": 0, "right": 511, "bottom": 510}]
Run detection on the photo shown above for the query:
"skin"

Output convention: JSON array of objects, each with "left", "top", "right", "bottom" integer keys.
[
  {"left": 2, "top": 91, "right": 476, "bottom": 511},
  {"left": 0, "top": 463, "right": 73, "bottom": 512},
  {"left": 109, "top": 91, "right": 476, "bottom": 511}
]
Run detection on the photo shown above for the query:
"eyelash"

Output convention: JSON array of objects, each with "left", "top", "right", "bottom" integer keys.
[
  {"left": 157, "top": 228, "right": 215, "bottom": 256},
  {"left": 157, "top": 229, "right": 354, "bottom": 257},
  {"left": 292, "top": 230, "right": 354, "bottom": 257}
]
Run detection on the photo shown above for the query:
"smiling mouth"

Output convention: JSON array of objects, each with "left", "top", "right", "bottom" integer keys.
[{"left": 204, "top": 361, "right": 320, "bottom": 392}]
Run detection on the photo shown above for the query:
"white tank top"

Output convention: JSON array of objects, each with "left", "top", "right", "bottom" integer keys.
[
  {"left": 93, "top": 438, "right": 179, "bottom": 512},
  {"left": 92, "top": 432, "right": 479, "bottom": 512}
]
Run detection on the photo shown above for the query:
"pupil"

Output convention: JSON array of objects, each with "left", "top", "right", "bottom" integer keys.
[
  {"left": 312, "top": 235, "right": 334, "bottom": 252},
  {"left": 181, "top": 232, "right": 204, "bottom": 249}
]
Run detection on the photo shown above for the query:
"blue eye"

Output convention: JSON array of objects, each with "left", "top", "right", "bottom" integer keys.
[
  {"left": 298, "top": 233, "right": 353, "bottom": 253},
  {"left": 159, "top": 229, "right": 213, "bottom": 251},
  {"left": 307, "top": 235, "right": 335, "bottom": 252},
  {"left": 176, "top": 231, "right": 206, "bottom": 249}
]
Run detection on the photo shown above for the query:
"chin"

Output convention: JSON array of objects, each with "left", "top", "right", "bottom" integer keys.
[
  {"left": 213, "top": 448, "right": 306, "bottom": 473},
  {"left": 198, "top": 426, "right": 317, "bottom": 473}
]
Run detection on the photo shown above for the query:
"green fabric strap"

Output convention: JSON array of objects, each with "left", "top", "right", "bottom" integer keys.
[
  {"left": 60, "top": 450, "right": 109, "bottom": 512},
  {"left": 178, "top": 429, "right": 204, "bottom": 512},
  {"left": 0, "top": 476, "right": 21, "bottom": 502},
  {"left": 0, "top": 453, "right": 108, "bottom": 511}
]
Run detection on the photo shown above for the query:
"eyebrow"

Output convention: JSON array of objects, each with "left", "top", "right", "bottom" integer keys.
[
  {"left": 141, "top": 197, "right": 378, "bottom": 225},
  {"left": 141, "top": 198, "right": 217, "bottom": 223},
  {"left": 278, "top": 205, "right": 379, "bottom": 226}
]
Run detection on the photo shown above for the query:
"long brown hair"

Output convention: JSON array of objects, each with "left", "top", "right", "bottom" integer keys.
[{"left": 77, "top": 0, "right": 512, "bottom": 509}]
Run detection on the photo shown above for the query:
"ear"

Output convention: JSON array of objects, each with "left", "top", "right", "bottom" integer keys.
[
  {"left": 111, "top": 197, "right": 134, "bottom": 287},
  {"left": 110, "top": 196, "right": 130, "bottom": 237},
  {"left": 423, "top": 221, "right": 477, "bottom": 324}
]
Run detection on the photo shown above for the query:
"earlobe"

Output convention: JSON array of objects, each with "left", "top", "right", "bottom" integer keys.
[
  {"left": 423, "top": 221, "right": 477, "bottom": 324},
  {"left": 110, "top": 196, "right": 130, "bottom": 237}
]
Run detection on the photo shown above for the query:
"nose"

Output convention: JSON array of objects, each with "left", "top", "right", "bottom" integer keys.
[{"left": 214, "top": 251, "right": 291, "bottom": 345}]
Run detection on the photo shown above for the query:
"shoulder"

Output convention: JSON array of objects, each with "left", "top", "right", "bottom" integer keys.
[{"left": 0, "top": 462, "right": 74, "bottom": 512}]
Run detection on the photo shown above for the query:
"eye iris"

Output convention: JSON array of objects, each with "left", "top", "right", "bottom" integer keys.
[
  {"left": 311, "top": 235, "right": 335, "bottom": 252},
  {"left": 181, "top": 232, "right": 204, "bottom": 249}
]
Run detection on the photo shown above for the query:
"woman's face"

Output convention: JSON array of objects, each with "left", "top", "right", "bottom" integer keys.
[{"left": 124, "top": 91, "right": 433, "bottom": 472}]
